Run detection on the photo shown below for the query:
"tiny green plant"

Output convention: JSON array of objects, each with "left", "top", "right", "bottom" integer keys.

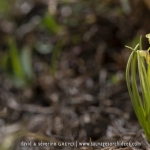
[{"left": 126, "top": 34, "right": 150, "bottom": 141}]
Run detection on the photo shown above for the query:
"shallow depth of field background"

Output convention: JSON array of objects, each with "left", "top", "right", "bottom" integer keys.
[{"left": 0, "top": 0, "right": 150, "bottom": 149}]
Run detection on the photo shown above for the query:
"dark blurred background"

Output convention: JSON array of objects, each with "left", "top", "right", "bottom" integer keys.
[{"left": 0, "top": 0, "right": 150, "bottom": 149}]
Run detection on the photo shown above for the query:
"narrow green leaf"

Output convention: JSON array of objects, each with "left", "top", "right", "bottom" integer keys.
[
  {"left": 130, "top": 53, "right": 146, "bottom": 130},
  {"left": 9, "top": 38, "right": 24, "bottom": 78},
  {"left": 147, "top": 65, "right": 150, "bottom": 85},
  {"left": 138, "top": 53, "right": 150, "bottom": 112},
  {"left": 125, "top": 45, "right": 134, "bottom": 51},
  {"left": 134, "top": 44, "right": 139, "bottom": 50},
  {"left": 139, "top": 35, "right": 143, "bottom": 50},
  {"left": 126, "top": 51, "right": 146, "bottom": 130},
  {"left": 42, "top": 14, "right": 61, "bottom": 34},
  {"left": 20, "top": 46, "right": 34, "bottom": 80}
]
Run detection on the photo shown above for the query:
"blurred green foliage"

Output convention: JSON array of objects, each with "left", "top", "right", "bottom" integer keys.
[
  {"left": 42, "top": 14, "right": 62, "bottom": 34},
  {"left": 0, "top": 1, "right": 9, "bottom": 15},
  {"left": 0, "top": 1, "right": 65, "bottom": 87},
  {"left": 50, "top": 38, "right": 66, "bottom": 74},
  {"left": 0, "top": 0, "right": 132, "bottom": 88},
  {"left": 2, "top": 38, "right": 34, "bottom": 87}
]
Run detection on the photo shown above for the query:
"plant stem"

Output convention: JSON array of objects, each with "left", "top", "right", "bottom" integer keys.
[{"left": 147, "top": 65, "right": 150, "bottom": 85}]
